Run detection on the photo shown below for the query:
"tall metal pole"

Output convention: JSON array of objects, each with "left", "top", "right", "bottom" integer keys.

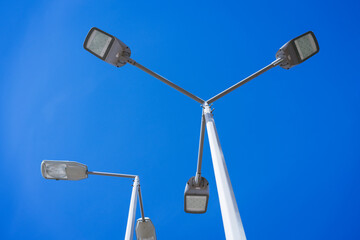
[
  {"left": 125, "top": 176, "right": 140, "bottom": 240},
  {"left": 204, "top": 104, "right": 246, "bottom": 240}
]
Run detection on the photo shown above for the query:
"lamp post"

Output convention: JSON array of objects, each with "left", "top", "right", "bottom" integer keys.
[
  {"left": 41, "top": 160, "right": 156, "bottom": 240},
  {"left": 83, "top": 28, "right": 319, "bottom": 239}
]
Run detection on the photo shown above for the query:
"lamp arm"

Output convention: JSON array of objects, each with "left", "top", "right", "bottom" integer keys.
[
  {"left": 87, "top": 171, "right": 137, "bottom": 179},
  {"left": 207, "top": 58, "right": 284, "bottom": 104},
  {"left": 125, "top": 57, "right": 205, "bottom": 104},
  {"left": 195, "top": 111, "right": 206, "bottom": 185},
  {"left": 138, "top": 186, "right": 146, "bottom": 222}
]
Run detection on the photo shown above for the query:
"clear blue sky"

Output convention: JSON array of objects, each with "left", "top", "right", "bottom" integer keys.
[{"left": 1, "top": 0, "right": 360, "bottom": 239}]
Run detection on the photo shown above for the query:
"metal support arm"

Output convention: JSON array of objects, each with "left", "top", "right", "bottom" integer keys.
[
  {"left": 207, "top": 58, "right": 284, "bottom": 104},
  {"left": 138, "top": 186, "right": 146, "bottom": 222},
  {"left": 195, "top": 111, "right": 206, "bottom": 185},
  {"left": 125, "top": 57, "right": 205, "bottom": 104},
  {"left": 87, "top": 171, "right": 137, "bottom": 178}
]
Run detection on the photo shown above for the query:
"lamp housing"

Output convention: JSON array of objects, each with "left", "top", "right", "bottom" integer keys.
[
  {"left": 184, "top": 176, "right": 209, "bottom": 214},
  {"left": 276, "top": 31, "right": 319, "bottom": 69},
  {"left": 83, "top": 27, "right": 131, "bottom": 67},
  {"left": 41, "top": 160, "right": 88, "bottom": 180},
  {"left": 135, "top": 217, "right": 156, "bottom": 240}
]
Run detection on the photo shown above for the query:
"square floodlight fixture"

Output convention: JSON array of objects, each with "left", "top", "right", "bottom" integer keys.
[
  {"left": 184, "top": 176, "right": 209, "bottom": 214},
  {"left": 41, "top": 160, "right": 88, "bottom": 180},
  {"left": 135, "top": 217, "right": 157, "bottom": 240},
  {"left": 276, "top": 31, "right": 319, "bottom": 69},
  {"left": 84, "top": 27, "right": 131, "bottom": 67}
]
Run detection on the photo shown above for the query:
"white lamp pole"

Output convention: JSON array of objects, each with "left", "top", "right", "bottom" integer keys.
[
  {"left": 203, "top": 104, "right": 246, "bottom": 240},
  {"left": 125, "top": 176, "right": 140, "bottom": 240}
]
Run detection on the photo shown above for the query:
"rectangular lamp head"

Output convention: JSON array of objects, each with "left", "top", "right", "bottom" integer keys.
[
  {"left": 83, "top": 27, "right": 131, "bottom": 67},
  {"left": 184, "top": 176, "right": 209, "bottom": 214},
  {"left": 135, "top": 217, "right": 157, "bottom": 240},
  {"left": 276, "top": 31, "right": 319, "bottom": 69},
  {"left": 41, "top": 160, "right": 88, "bottom": 181}
]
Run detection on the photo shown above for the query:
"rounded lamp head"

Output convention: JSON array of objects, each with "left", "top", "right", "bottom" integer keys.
[{"left": 41, "top": 160, "right": 88, "bottom": 181}]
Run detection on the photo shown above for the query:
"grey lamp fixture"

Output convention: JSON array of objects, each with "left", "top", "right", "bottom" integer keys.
[
  {"left": 135, "top": 217, "right": 156, "bottom": 240},
  {"left": 41, "top": 160, "right": 88, "bottom": 180},
  {"left": 82, "top": 28, "right": 319, "bottom": 239},
  {"left": 276, "top": 31, "right": 319, "bottom": 69},
  {"left": 41, "top": 160, "right": 156, "bottom": 240},
  {"left": 184, "top": 176, "right": 209, "bottom": 214},
  {"left": 83, "top": 27, "right": 131, "bottom": 68}
]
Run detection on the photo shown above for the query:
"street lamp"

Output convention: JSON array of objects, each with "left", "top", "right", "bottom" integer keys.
[
  {"left": 276, "top": 31, "right": 319, "bottom": 69},
  {"left": 41, "top": 160, "right": 87, "bottom": 180},
  {"left": 41, "top": 160, "right": 156, "bottom": 240},
  {"left": 184, "top": 176, "right": 209, "bottom": 214},
  {"left": 83, "top": 27, "right": 131, "bottom": 68},
  {"left": 83, "top": 28, "right": 319, "bottom": 240},
  {"left": 135, "top": 217, "right": 156, "bottom": 240}
]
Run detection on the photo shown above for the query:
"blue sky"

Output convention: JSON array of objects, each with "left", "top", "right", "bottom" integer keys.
[{"left": 1, "top": 0, "right": 360, "bottom": 239}]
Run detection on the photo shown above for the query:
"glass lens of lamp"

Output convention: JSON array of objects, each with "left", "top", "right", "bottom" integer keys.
[
  {"left": 86, "top": 29, "right": 113, "bottom": 58},
  {"left": 44, "top": 163, "right": 67, "bottom": 179},
  {"left": 294, "top": 33, "right": 318, "bottom": 60},
  {"left": 185, "top": 195, "right": 207, "bottom": 212}
]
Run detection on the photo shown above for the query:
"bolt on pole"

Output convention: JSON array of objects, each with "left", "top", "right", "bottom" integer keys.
[{"left": 204, "top": 104, "right": 246, "bottom": 240}]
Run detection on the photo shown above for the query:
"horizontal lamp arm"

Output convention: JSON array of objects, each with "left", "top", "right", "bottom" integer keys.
[
  {"left": 207, "top": 58, "right": 284, "bottom": 104},
  {"left": 125, "top": 57, "right": 205, "bottom": 104},
  {"left": 87, "top": 171, "right": 137, "bottom": 179}
]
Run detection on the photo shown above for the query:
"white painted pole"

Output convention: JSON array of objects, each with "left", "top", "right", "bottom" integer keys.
[
  {"left": 125, "top": 176, "right": 139, "bottom": 240},
  {"left": 204, "top": 104, "right": 247, "bottom": 240}
]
